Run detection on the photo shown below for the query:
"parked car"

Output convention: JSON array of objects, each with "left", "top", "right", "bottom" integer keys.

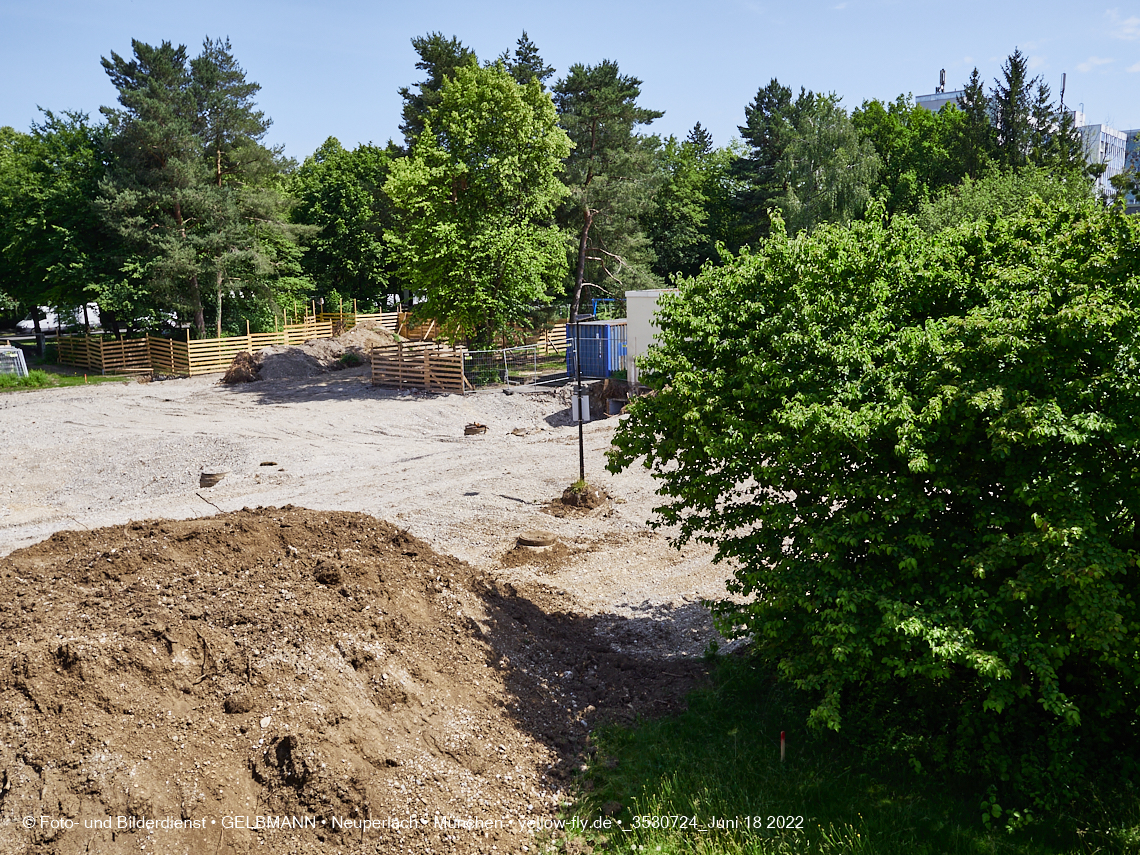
[{"left": 17, "top": 304, "right": 101, "bottom": 332}]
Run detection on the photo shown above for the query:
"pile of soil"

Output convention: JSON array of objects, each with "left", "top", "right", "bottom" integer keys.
[
  {"left": 221, "top": 351, "right": 258, "bottom": 385},
  {"left": 0, "top": 507, "right": 705, "bottom": 854},
  {"left": 222, "top": 323, "right": 400, "bottom": 383}
]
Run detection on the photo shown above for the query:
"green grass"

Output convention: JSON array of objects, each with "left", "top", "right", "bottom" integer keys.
[
  {"left": 554, "top": 656, "right": 1140, "bottom": 854},
  {"left": 0, "top": 367, "right": 134, "bottom": 391}
]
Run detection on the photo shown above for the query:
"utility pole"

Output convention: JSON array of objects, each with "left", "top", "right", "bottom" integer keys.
[{"left": 573, "top": 310, "right": 595, "bottom": 483}]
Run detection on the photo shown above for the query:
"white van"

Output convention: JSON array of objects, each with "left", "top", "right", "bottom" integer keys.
[{"left": 17, "top": 304, "right": 101, "bottom": 332}]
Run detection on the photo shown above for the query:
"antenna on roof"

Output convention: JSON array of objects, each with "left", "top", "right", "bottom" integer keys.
[
  {"left": 938, "top": 69, "right": 946, "bottom": 93},
  {"left": 1059, "top": 72, "right": 1066, "bottom": 112}
]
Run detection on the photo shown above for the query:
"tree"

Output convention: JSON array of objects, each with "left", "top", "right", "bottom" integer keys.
[
  {"left": 993, "top": 48, "right": 1034, "bottom": 169},
  {"left": 956, "top": 68, "right": 995, "bottom": 178},
  {"left": 733, "top": 79, "right": 800, "bottom": 241},
  {"left": 0, "top": 115, "right": 116, "bottom": 330},
  {"left": 643, "top": 127, "right": 738, "bottom": 279},
  {"left": 853, "top": 95, "right": 968, "bottom": 215},
  {"left": 99, "top": 37, "right": 297, "bottom": 337},
  {"left": 553, "top": 60, "right": 664, "bottom": 316},
  {"left": 916, "top": 165, "right": 1093, "bottom": 232},
  {"left": 397, "top": 33, "right": 477, "bottom": 151},
  {"left": 609, "top": 200, "right": 1140, "bottom": 814},
  {"left": 385, "top": 62, "right": 571, "bottom": 346},
  {"left": 502, "top": 31, "right": 555, "bottom": 87},
  {"left": 289, "top": 137, "right": 394, "bottom": 307},
  {"left": 774, "top": 92, "right": 880, "bottom": 233}
]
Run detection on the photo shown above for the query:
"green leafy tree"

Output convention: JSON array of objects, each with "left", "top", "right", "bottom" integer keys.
[
  {"left": 853, "top": 96, "right": 968, "bottom": 215},
  {"left": 0, "top": 114, "right": 117, "bottom": 332},
  {"left": 385, "top": 62, "right": 570, "bottom": 346},
  {"left": 644, "top": 126, "right": 739, "bottom": 278},
  {"left": 289, "top": 137, "right": 394, "bottom": 307},
  {"left": 775, "top": 92, "right": 880, "bottom": 233},
  {"left": 916, "top": 165, "right": 1093, "bottom": 232},
  {"left": 553, "top": 60, "right": 664, "bottom": 315},
  {"left": 610, "top": 199, "right": 1140, "bottom": 814}
]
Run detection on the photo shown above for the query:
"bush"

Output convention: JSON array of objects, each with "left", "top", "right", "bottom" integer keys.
[
  {"left": 0, "top": 369, "right": 53, "bottom": 389},
  {"left": 609, "top": 202, "right": 1140, "bottom": 815}
]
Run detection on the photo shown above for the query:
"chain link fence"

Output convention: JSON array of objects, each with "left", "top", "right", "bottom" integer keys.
[{"left": 463, "top": 345, "right": 540, "bottom": 387}]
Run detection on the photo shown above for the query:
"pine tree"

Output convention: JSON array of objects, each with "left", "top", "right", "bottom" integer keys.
[
  {"left": 504, "top": 31, "right": 555, "bottom": 87},
  {"left": 686, "top": 121, "right": 713, "bottom": 155},
  {"left": 955, "top": 68, "right": 994, "bottom": 178},
  {"left": 397, "top": 33, "right": 476, "bottom": 150},
  {"left": 99, "top": 38, "right": 295, "bottom": 337},
  {"left": 733, "top": 79, "right": 799, "bottom": 240},
  {"left": 553, "top": 60, "right": 664, "bottom": 316},
  {"left": 993, "top": 48, "right": 1034, "bottom": 169}
]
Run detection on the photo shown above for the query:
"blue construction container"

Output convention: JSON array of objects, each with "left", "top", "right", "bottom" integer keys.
[{"left": 565, "top": 320, "right": 627, "bottom": 378}]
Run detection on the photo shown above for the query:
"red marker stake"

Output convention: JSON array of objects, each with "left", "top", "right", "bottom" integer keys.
[{"left": 780, "top": 731, "right": 786, "bottom": 763}]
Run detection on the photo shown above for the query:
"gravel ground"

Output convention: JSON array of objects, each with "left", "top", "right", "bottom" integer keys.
[{"left": 0, "top": 370, "right": 737, "bottom": 660}]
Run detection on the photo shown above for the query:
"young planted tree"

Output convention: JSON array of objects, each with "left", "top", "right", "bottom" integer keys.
[
  {"left": 553, "top": 60, "right": 663, "bottom": 316},
  {"left": 385, "top": 62, "right": 571, "bottom": 346}
]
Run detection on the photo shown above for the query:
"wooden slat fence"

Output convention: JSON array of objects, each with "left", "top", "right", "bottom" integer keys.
[
  {"left": 370, "top": 342, "right": 468, "bottom": 395},
  {"left": 315, "top": 311, "right": 400, "bottom": 333},
  {"left": 57, "top": 336, "right": 152, "bottom": 374},
  {"left": 58, "top": 318, "right": 337, "bottom": 377}
]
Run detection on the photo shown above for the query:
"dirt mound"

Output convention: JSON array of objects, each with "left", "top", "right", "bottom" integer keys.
[
  {"left": 541, "top": 484, "right": 611, "bottom": 519},
  {"left": 0, "top": 508, "right": 577, "bottom": 854},
  {"left": 339, "top": 322, "right": 400, "bottom": 351},
  {"left": 247, "top": 324, "right": 396, "bottom": 382},
  {"left": 254, "top": 345, "right": 328, "bottom": 381},
  {"left": 221, "top": 351, "right": 259, "bottom": 384}
]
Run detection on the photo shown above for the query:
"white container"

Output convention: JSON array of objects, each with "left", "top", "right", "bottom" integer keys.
[
  {"left": 0, "top": 346, "right": 28, "bottom": 378},
  {"left": 625, "top": 288, "right": 679, "bottom": 387}
]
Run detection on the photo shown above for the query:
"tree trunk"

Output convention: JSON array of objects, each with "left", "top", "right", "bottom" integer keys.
[
  {"left": 173, "top": 199, "right": 206, "bottom": 337},
  {"left": 216, "top": 269, "right": 224, "bottom": 339},
  {"left": 570, "top": 208, "right": 594, "bottom": 320}
]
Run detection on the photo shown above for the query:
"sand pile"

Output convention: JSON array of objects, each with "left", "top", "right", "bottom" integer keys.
[
  {"left": 222, "top": 323, "right": 401, "bottom": 383},
  {"left": 0, "top": 508, "right": 569, "bottom": 854}
]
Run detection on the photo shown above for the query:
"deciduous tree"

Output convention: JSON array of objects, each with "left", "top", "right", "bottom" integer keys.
[{"left": 385, "top": 62, "right": 570, "bottom": 346}]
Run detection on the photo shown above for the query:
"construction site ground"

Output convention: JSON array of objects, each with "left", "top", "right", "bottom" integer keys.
[{"left": 0, "top": 367, "right": 735, "bottom": 855}]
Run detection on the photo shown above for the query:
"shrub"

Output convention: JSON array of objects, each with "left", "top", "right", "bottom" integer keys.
[{"left": 609, "top": 202, "right": 1140, "bottom": 815}]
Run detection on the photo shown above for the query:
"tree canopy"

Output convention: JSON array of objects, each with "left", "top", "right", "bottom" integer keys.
[
  {"left": 609, "top": 199, "right": 1140, "bottom": 811},
  {"left": 385, "top": 62, "right": 570, "bottom": 346}
]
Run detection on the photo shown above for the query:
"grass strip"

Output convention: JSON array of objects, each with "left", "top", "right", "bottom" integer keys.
[{"left": 558, "top": 656, "right": 1140, "bottom": 854}]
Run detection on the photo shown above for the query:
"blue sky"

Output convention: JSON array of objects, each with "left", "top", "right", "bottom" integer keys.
[{"left": 3, "top": 1, "right": 1139, "bottom": 160}]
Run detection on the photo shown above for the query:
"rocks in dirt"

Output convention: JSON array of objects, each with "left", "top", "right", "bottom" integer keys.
[
  {"left": 224, "top": 690, "right": 255, "bottom": 714},
  {"left": 561, "top": 483, "right": 607, "bottom": 509}
]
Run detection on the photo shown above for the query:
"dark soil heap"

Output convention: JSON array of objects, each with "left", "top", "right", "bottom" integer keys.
[{"left": 0, "top": 508, "right": 572, "bottom": 854}]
